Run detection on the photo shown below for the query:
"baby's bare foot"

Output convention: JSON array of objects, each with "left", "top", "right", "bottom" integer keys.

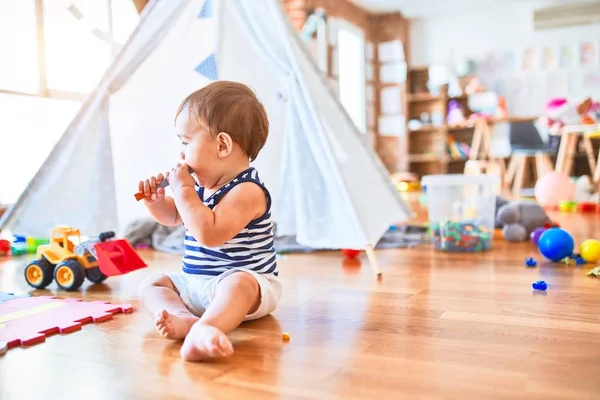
[
  {"left": 180, "top": 323, "right": 233, "bottom": 361},
  {"left": 154, "top": 309, "right": 197, "bottom": 340}
]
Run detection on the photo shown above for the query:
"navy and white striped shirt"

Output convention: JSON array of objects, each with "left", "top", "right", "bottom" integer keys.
[{"left": 182, "top": 167, "right": 278, "bottom": 277}]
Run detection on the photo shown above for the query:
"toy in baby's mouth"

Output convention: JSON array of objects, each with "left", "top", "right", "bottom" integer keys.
[{"left": 494, "top": 196, "right": 555, "bottom": 242}]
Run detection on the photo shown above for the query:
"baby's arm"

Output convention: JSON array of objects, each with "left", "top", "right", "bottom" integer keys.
[
  {"left": 173, "top": 182, "right": 266, "bottom": 247},
  {"left": 144, "top": 197, "right": 182, "bottom": 226}
]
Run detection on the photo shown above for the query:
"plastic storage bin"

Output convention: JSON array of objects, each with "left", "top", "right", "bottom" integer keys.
[{"left": 421, "top": 174, "right": 500, "bottom": 252}]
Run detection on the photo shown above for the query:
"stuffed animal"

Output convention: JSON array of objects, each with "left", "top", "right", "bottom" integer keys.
[{"left": 495, "top": 197, "right": 553, "bottom": 242}]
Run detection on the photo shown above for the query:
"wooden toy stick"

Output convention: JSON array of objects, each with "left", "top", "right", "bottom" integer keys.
[
  {"left": 134, "top": 179, "right": 169, "bottom": 201},
  {"left": 364, "top": 244, "right": 382, "bottom": 278}
]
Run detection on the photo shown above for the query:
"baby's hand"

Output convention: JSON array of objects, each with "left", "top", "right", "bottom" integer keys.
[
  {"left": 139, "top": 173, "right": 166, "bottom": 204},
  {"left": 166, "top": 163, "right": 195, "bottom": 193}
]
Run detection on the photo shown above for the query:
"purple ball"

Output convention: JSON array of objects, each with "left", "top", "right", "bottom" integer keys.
[{"left": 530, "top": 227, "right": 546, "bottom": 245}]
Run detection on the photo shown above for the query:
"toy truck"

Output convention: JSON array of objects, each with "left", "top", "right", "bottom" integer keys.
[{"left": 24, "top": 226, "right": 146, "bottom": 291}]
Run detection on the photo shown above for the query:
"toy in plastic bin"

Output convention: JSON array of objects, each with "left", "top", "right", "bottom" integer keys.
[
  {"left": 422, "top": 174, "right": 499, "bottom": 253},
  {"left": 24, "top": 226, "right": 147, "bottom": 291}
]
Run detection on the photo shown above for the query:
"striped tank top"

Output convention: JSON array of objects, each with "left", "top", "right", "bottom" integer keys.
[{"left": 182, "top": 167, "right": 278, "bottom": 277}]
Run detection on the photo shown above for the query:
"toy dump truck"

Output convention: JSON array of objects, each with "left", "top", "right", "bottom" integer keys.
[{"left": 24, "top": 226, "right": 147, "bottom": 291}]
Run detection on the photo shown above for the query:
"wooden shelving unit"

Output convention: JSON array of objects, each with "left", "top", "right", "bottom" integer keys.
[{"left": 406, "top": 67, "right": 476, "bottom": 177}]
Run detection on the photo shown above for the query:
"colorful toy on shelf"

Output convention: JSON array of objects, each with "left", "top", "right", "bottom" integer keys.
[
  {"left": 447, "top": 136, "right": 471, "bottom": 160},
  {"left": 446, "top": 100, "right": 466, "bottom": 127},
  {"left": 0, "top": 295, "right": 132, "bottom": 353},
  {"left": 576, "top": 97, "right": 599, "bottom": 125},
  {"left": 580, "top": 239, "right": 600, "bottom": 263},
  {"left": 24, "top": 226, "right": 147, "bottom": 291},
  {"left": 537, "top": 228, "right": 575, "bottom": 262},
  {"left": 464, "top": 77, "right": 484, "bottom": 96},
  {"left": 543, "top": 97, "right": 580, "bottom": 130}
]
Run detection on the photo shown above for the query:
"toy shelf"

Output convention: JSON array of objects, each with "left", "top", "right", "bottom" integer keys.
[{"left": 406, "top": 66, "right": 476, "bottom": 177}]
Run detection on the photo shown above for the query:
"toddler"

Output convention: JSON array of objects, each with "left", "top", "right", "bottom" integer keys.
[{"left": 137, "top": 81, "right": 281, "bottom": 361}]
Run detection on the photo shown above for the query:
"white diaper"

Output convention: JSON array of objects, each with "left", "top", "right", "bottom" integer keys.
[{"left": 165, "top": 268, "right": 281, "bottom": 321}]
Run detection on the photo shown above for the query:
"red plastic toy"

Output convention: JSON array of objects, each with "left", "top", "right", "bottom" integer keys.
[
  {"left": 0, "top": 239, "right": 10, "bottom": 256},
  {"left": 0, "top": 296, "right": 132, "bottom": 352},
  {"left": 577, "top": 202, "right": 598, "bottom": 213},
  {"left": 342, "top": 249, "right": 361, "bottom": 259}
]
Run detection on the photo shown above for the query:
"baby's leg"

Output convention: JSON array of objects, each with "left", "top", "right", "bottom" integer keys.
[
  {"left": 138, "top": 273, "right": 198, "bottom": 340},
  {"left": 180, "top": 271, "right": 260, "bottom": 361}
]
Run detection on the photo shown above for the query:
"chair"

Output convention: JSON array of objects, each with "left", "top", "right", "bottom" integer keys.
[{"left": 504, "top": 120, "right": 555, "bottom": 196}]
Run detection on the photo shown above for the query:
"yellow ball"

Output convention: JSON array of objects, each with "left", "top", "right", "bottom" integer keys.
[{"left": 580, "top": 239, "right": 600, "bottom": 262}]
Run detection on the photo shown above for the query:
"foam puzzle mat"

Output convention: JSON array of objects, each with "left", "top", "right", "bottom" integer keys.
[{"left": 0, "top": 295, "right": 132, "bottom": 354}]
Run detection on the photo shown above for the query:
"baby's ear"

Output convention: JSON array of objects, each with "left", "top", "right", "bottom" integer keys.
[{"left": 216, "top": 132, "right": 233, "bottom": 157}]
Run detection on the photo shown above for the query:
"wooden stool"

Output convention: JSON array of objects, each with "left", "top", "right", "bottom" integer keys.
[
  {"left": 583, "top": 130, "right": 600, "bottom": 189},
  {"left": 504, "top": 150, "right": 554, "bottom": 197}
]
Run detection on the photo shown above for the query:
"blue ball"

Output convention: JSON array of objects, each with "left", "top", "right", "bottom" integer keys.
[{"left": 537, "top": 228, "right": 574, "bottom": 261}]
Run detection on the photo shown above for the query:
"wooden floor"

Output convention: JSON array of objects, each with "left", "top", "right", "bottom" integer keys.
[{"left": 1, "top": 201, "right": 600, "bottom": 399}]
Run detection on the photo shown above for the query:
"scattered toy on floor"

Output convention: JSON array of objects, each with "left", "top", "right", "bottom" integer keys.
[
  {"left": 534, "top": 171, "right": 575, "bottom": 208},
  {"left": 580, "top": 239, "right": 600, "bottom": 263},
  {"left": 495, "top": 197, "right": 553, "bottom": 242},
  {"left": 24, "top": 226, "right": 146, "bottom": 291},
  {"left": 341, "top": 249, "right": 361, "bottom": 259},
  {"left": 0, "top": 239, "right": 10, "bottom": 256},
  {"left": 587, "top": 266, "right": 600, "bottom": 277},
  {"left": 530, "top": 227, "right": 546, "bottom": 246},
  {"left": 525, "top": 257, "right": 537, "bottom": 267},
  {"left": 0, "top": 296, "right": 132, "bottom": 353},
  {"left": 282, "top": 332, "right": 290, "bottom": 342},
  {"left": 532, "top": 280, "right": 548, "bottom": 291},
  {"left": 537, "top": 228, "right": 575, "bottom": 262}
]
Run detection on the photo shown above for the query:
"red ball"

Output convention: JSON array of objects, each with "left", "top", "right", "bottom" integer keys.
[{"left": 341, "top": 249, "right": 361, "bottom": 259}]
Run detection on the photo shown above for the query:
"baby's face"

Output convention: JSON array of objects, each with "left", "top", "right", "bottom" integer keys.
[{"left": 174, "top": 107, "right": 217, "bottom": 178}]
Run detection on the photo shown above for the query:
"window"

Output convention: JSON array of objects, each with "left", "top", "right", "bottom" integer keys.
[
  {"left": 0, "top": 0, "right": 139, "bottom": 205},
  {"left": 0, "top": 1, "right": 39, "bottom": 93},
  {"left": 337, "top": 22, "right": 366, "bottom": 133}
]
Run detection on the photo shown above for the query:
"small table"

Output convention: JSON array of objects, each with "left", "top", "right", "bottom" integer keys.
[{"left": 551, "top": 124, "right": 599, "bottom": 180}]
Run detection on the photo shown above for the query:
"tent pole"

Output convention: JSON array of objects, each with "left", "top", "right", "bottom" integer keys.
[{"left": 364, "top": 245, "right": 382, "bottom": 278}]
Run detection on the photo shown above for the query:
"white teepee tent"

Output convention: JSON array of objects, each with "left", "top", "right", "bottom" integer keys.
[{"left": 0, "top": 0, "right": 413, "bottom": 263}]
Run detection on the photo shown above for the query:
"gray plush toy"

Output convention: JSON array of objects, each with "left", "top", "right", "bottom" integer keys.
[{"left": 495, "top": 197, "right": 551, "bottom": 242}]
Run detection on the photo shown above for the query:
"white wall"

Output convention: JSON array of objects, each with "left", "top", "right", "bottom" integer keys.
[
  {"left": 409, "top": 2, "right": 600, "bottom": 115},
  {"left": 410, "top": 2, "right": 600, "bottom": 66}
]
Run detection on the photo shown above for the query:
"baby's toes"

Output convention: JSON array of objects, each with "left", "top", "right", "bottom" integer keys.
[
  {"left": 210, "top": 335, "right": 233, "bottom": 357},
  {"left": 155, "top": 309, "right": 166, "bottom": 323}
]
